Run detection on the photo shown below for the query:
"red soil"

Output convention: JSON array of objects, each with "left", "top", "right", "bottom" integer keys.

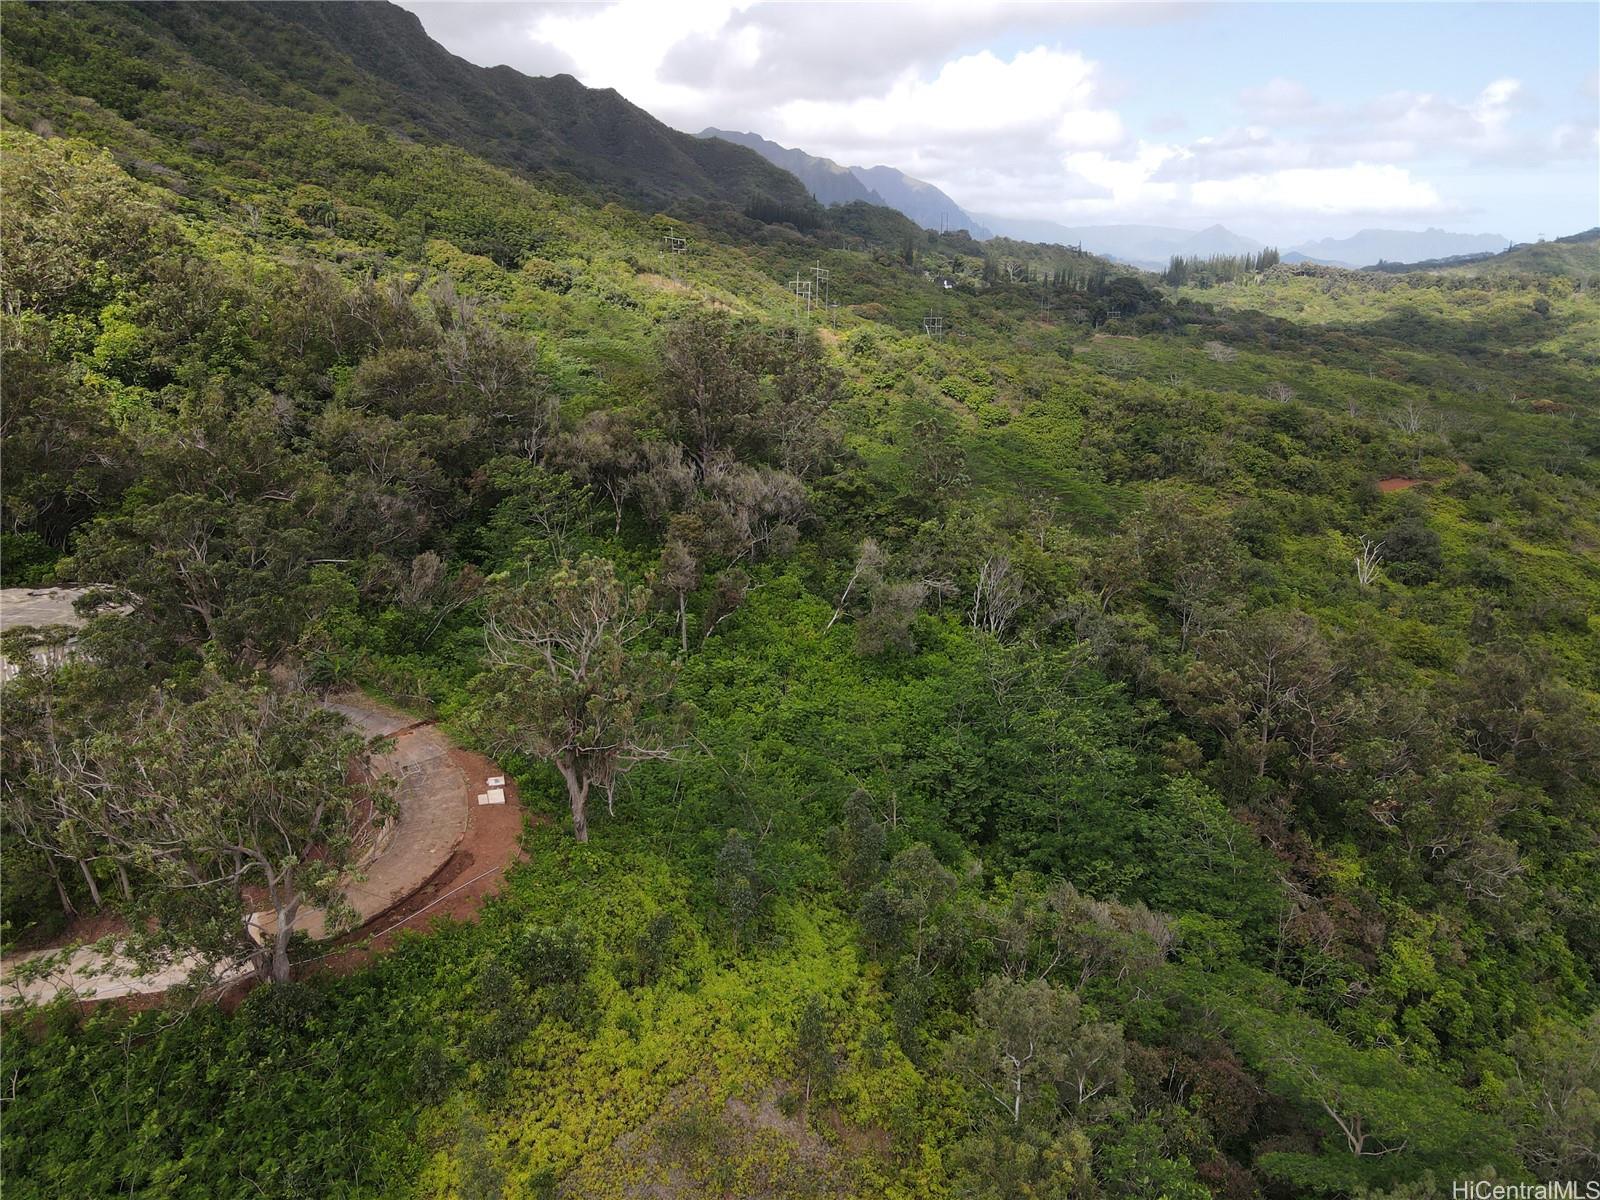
[
  {"left": 1377, "top": 477, "right": 1423, "bottom": 492},
  {"left": 305, "top": 741, "right": 537, "bottom": 977},
  {"left": 15, "top": 739, "right": 535, "bottom": 1016}
]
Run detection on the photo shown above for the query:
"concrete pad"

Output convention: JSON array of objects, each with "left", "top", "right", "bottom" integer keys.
[
  {"left": 322, "top": 690, "right": 419, "bottom": 740},
  {"left": 288, "top": 722, "right": 467, "bottom": 940},
  {"left": 0, "top": 588, "right": 96, "bottom": 631},
  {"left": 1, "top": 943, "right": 252, "bottom": 1008}
]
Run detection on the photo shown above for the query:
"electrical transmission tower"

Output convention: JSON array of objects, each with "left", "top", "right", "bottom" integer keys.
[
  {"left": 811, "top": 261, "right": 830, "bottom": 310},
  {"left": 789, "top": 273, "right": 814, "bottom": 315},
  {"left": 661, "top": 235, "right": 687, "bottom": 280}
]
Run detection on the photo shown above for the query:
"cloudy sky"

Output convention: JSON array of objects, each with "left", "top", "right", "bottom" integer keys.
[{"left": 399, "top": 1, "right": 1599, "bottom": 243}]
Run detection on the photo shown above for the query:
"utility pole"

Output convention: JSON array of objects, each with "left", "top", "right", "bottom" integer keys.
[
  {"left": 789, "top": 273, "right": 814, "bottom": 316},
  {"left": 922, "top": 314, "right": 944, "bottom": 340},
  {"left": 661, "top": 234, "right": 687, "bottom": 281},
  {"left": 811, "top": 261, "right": 830, "bottom": 312}
]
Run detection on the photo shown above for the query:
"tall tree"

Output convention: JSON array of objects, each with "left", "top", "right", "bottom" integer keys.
[
  {"left": 1231, "top": 995, "right": 1521, "bottom": 1190},
  {"left": 658, "top": 310, "right": 761, "bottom": 466},
  {"left": 476, "top": 556, "right": 679, "bottom": 842},
  {"left": 1184, "top": 610, "right": 1349, "bottom": 780},
  {"left": 20, "top": 681, "right": 386, "bottom": 985},
  {"left": 946, "top": 975, "right": 1123, "bottom": 1127},
  {"left": 794, "top": 996, "right": 837, "bottom": 1107},
  {"left": 556, "top": 408, "right": 642, "bottom": 533},
  {"left": 654, "top": 521, "right": 702, "bottom": 653}
]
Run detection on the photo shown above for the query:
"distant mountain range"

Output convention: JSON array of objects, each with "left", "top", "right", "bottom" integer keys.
[
  {"left": 978, "top": 215, "right": 1515, "bottom": 271},
  {"left": 68, "top": 9, "right": 1513, "bottom": 270},
  {"left": 696, "top": 130, "right": 1513, "bottom": 271},
  {"left": 1369, "top": 227, "right": 1599, "bottom": 277},
  {"left": 1284, "top": 228, "right": 1510, "bottom": 269},
  {"left": 698, "top": 129, "right": 883, "bottom": 209},
  {"left": 699, "top": 129, "right": 991, "bottom": 237}
]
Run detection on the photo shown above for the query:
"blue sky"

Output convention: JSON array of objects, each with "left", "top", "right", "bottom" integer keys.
[{"left": 402, "top": 2, "right": 1599, "bottom": 243}]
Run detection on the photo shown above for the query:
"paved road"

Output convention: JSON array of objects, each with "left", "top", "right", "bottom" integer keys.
[{"left": 1, "top": 692, "right": 476, "bottom": 1009}]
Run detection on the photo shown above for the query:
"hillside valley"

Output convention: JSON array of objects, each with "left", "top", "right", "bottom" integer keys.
[{"left": 1, "top": 4, "right": 1598, "bottom": 1200}]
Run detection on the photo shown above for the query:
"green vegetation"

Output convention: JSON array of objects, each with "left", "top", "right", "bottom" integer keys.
[
  {"left": 2, "top": 4, "right": 1598, "bottom": 1198},
  {"left": 1372, "top": 228, "right": 1600, "bottom": 280},
  {"left": 1162, "top": 248, "right": 1282, "bottom": 287}
]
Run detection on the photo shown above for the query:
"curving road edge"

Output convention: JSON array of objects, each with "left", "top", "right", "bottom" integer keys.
[{"left": 1, "top": 691, "right": 508, "bottom": 1010}]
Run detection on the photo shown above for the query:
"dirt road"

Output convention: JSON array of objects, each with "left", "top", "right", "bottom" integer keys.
[{"left": 0, "top": 692, "right": 521, "bottom": 1009}]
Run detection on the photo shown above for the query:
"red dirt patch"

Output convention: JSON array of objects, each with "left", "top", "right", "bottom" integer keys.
[
  {"left": 8, "top": 908, "right": 129, "bottom": 955},
  {"left": 11, "top": 732, "right": 535, "bottom": 1014},
  {"left": 1377, "top": 477, "right": 1423, "bottom": 492},
  {"left": 305, "top": 741, "right": 536, "bottom": 977}
]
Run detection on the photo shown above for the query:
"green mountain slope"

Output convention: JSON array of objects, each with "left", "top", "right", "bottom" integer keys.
[
  {"left": 1436, "top": 228, "right": 1600, "bottom": 277},
  {"left": 700, "top": 126, "right": 994, "bottom": 237},
  {"left": 2, "top": 0, "right": 822, "bottom": 214},
  {"left": 1367, "top": 229, "right": 1600, "bottom": 277},
  {"left": 700, "top": 127, "right": 888, "bottom": 208},
  {"left": 2, "top": 5, "right": 1598, "bottom": 1200}
]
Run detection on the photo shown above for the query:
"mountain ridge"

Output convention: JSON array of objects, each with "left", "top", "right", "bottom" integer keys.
[
  {"left": 974, "top": 214, "right": 1515, "bottom": 271},
  {"left": 1368, "top": 226, "right": 1600, "bottom": 276},
  {"left": 699, "top": 128, "right": 888, "bottom": 209},
  {"left": 972, "top": 215, "right": 1268, "bottom": 266},
  {"left": 699, "top": 127, "right": 991, "bottom": 237},
  {"left": 1288, "top": 226, "right": 1510, "bottom": 268},
  {"left": 16, "top": 1, "right": 822, "bottom": 217}
]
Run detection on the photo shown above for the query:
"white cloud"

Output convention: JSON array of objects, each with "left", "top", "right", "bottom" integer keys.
[
  {"left": 1239, "top": 77, "right": 1318, "bottom": 116},
  {"left": 400, "top": 2, "right": 584, "bottom": 76},
  {"left": 397, "top": 2, "right": 1596, "bottom": 237},
  {"left": 519, "top": 0, "right": 746, "bottom": 122},
  {"left": 777, "top": 47, "right": 1122, "bottom": 159},
  {"left": 657, "top": 2, "right": 1199, "bottom": 106},
  {"left": 1216, "top": 76, "right": 1593, "bottom": 172},
  {"left": 1065, "top": 144, "right": 1181, "bottom": 208},
  {"left": 1190, "top": 164, "right": 1449, "bottom": 217},
  {"left": 760, "top": 47, "right": 1129, "bottom": 219}
]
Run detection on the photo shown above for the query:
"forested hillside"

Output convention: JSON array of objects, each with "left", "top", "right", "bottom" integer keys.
[
  {"left": 0, "top": 0, "right": 822, "bottom": 216},
  {"left": 1374, "top": 229, "right": 1600, "bottom": 280},
  {"left": 2, "top": 4, "right": 1598, "bottom": 1199}
]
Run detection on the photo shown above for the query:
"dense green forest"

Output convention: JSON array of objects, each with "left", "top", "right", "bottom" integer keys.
[{"left": 2, "top": 4, "right": 1598, "bottom": 1199}]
